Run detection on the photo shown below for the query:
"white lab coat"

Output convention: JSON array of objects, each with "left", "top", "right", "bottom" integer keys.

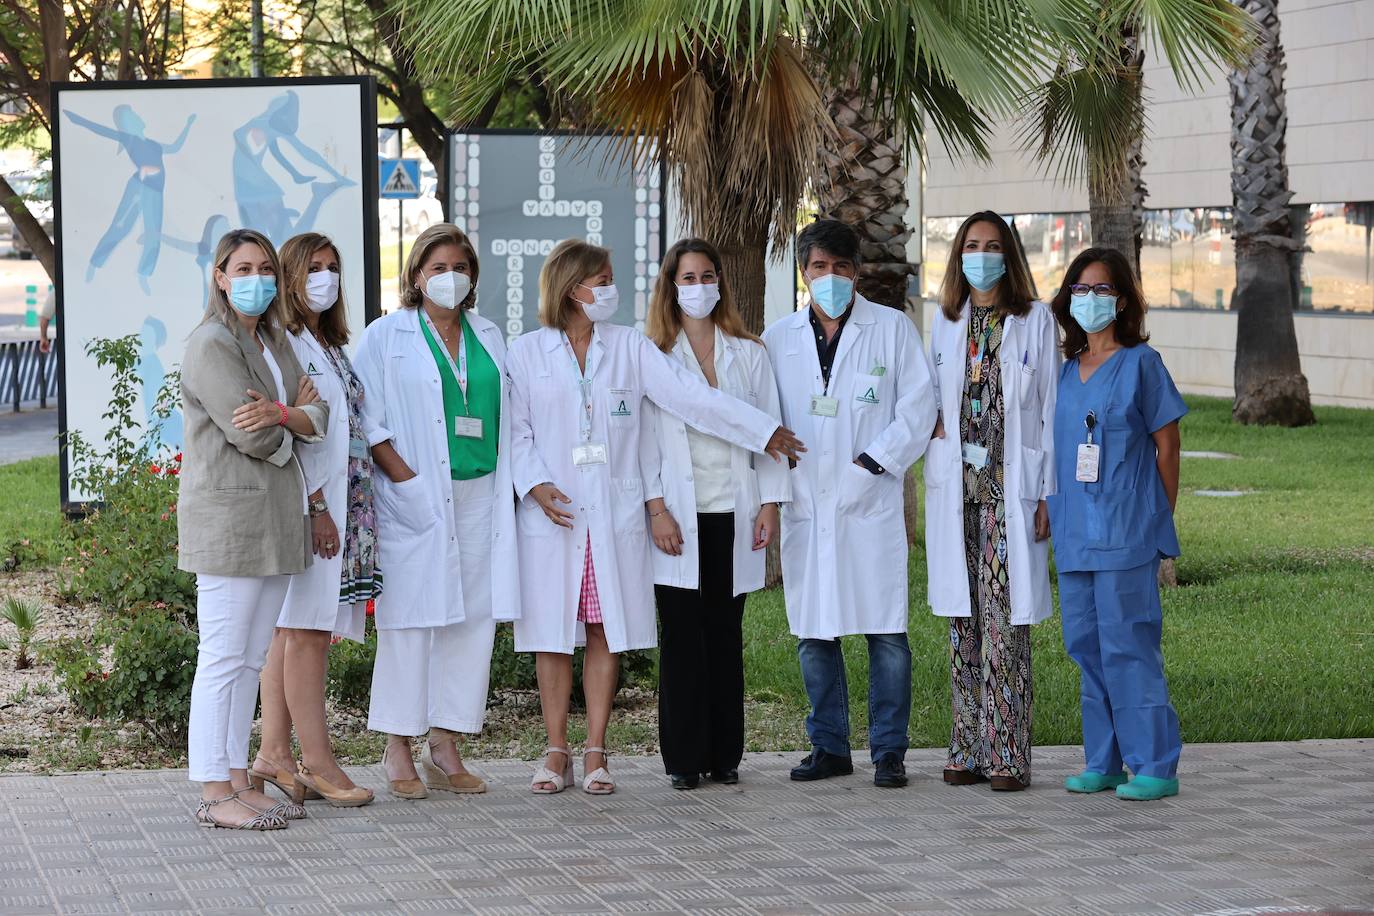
[
  {"left": 762, "top": 295, "right": 937, "bottom": 640},
  {"left": 277, "top": 330, "right": 360, "bottom": 639},
  {"left": 506, "top": 322, "right": 781, "bottom": 655},
  {"left": 642, "top": 328, "right": 791, "bottom": 596},
  {"left": 353, "top": 308, "right": 520, "bottom": 629},
  {"left": 923, "top": 299, "right": 1058, "bottom": 625}
]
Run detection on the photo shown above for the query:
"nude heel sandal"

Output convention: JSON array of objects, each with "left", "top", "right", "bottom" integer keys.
[
  {"left": 582, "top": 747, "right": 615, "bottom": 795},
  {"left": 421, "top": 727, "right": 487, "bottom": 794},
  {"left": 530, "top": 747, "right": 573, "bottom": 795}
]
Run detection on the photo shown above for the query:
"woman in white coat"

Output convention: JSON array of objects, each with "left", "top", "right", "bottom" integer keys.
[
  {"left": 252, "top": 233, "right": 378, "bottom": 808},
  {"left": 923, "top": 210, "right": 1057, "bottom": 791},
  {"left": 507, "top": 238, "right": 803, "bottom": 796},
  {"left": 354, "top": 223, "right": 519, "bottom": 799},
  {"left": 642, "top": 238, "right": 790, "bottom": 790}
]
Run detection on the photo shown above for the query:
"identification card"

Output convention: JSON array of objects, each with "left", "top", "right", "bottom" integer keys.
[
  {"left": 1076, "top": 443, "right": 1100, "bottom": 483},
  {"left": 572, "top": 442, "right": 609, "bottom": 466},
  {"left": 961, "top": 442, "right": 989, "bottom": 470},
  {"left": 810, "top": 395, "right": 840, "bottom": 417},
  {"left": 348, "top": 437, "right": 368, "bottom": 460},
  {"left": 454, "top": 416, "right": 484, "bottom": 439}
]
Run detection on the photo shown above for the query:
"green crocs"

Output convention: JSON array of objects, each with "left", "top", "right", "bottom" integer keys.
[
  {"left": 1064, "top": 770, "right": 1127, "bottom": 794},
  {"left": 1115, "top": 775, "right": 1179, "bottom": 800}
]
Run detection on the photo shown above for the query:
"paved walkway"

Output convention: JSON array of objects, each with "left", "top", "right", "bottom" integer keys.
[
  {"left": 2, "top": 740, "right": 1371, "bottom": 915},
  {"left": 0, "top": 405, "right": 57, "bottom": 465}
]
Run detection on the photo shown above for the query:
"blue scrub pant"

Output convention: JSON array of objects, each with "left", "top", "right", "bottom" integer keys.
[{"left": 1058, "top": 559, "right": 1181, "bottom": 779}]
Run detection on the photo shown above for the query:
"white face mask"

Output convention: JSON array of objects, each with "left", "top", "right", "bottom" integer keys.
[
  {"left": 580, "top": 282, "right": 619, "bottom": 322},
  {"left": 304, "top": 269, "right": 340, "bottom": 313},
  {"left": 676, "top": 282, "right": 721, "bottom": 320},
  {"left": 423, "top": 270, "right": 471, "bottom": 310}
]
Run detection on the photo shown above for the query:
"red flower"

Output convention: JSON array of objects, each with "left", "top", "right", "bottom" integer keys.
[
  {"left": 149, "top": 463, "right": 162, "bottom": 475},
  {"left": 167, "top": 468, "right": 179, "bottom": 477},
  {"left": 174, "top": 452, "right": 183, "bottom": 463},
  {"left": 365, "top": 599, "right": 375, "bottom": 617}
]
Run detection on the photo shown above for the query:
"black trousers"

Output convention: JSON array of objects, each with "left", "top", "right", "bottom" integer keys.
[{"left": 656, "top": 511, "right": 747, "bottom": 776}]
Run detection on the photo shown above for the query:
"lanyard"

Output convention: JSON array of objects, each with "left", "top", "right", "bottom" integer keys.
[
  {"left": 561, "top": 331, "right": 597, "bottom": 442},
  {"left": 422, "top": 311, "right": 470, "bottom": 414}
]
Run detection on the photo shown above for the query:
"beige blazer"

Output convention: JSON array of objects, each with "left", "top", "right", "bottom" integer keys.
[{"left": 177, "top": 319, "right": 328, "bottom": 578}]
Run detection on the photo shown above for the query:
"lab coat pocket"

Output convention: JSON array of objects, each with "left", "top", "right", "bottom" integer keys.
[
  {"left": 516, "top": 492, "right": 558, "bottom": 538},
  {"left": 1017, "top": 446, "right": 1046, "bottom": 504},
  {"left": 923, "top": 436, "right": 958, "bottom": 488},
  {"left": 783, "top": 466, "right": 813, "bottom": 521},
  {"left": 377, "top": 474, "right": 437, "bottom": 537},
  {"left": 610, "top": 478, "right": 647, "bottom": 538},
  {"left": 852, "top": 374, "right": 884, "bottom": 409},
  {"left": 838, "top": 462, "right": 884, "bottom": 518},
  {"left": 606, "top": 389, "right": 637, "bottom": 425}
]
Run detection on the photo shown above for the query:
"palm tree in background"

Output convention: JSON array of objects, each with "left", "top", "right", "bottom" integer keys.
[
  {"left": 1021, "top": 1, "right": 1252, "bottom": 273},
  {"left": 1228, "top": 0, "right": 1314, "bottom": 427},
  {"left": 395, "top": 0, "right": 1073, "bottom": 331}
]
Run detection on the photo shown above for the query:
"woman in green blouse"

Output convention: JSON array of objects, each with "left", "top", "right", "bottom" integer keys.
[{"left": 353, "top": 224, "right": 521, "bottom": 799}]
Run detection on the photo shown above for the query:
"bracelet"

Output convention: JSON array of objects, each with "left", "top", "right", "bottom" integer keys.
[
  {"left": 275, "top": 401, "right": 289, "bottom": 426},
  {"left": 308, "top": 498, "right": 329, "bottom": 517},
  {"left": 649, "top": 509, "right": 667, "bottom": 518}
]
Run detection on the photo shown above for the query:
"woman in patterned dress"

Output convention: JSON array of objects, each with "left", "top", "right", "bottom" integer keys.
[
  {"left": 251, "top": 232, "right": 380, "bottom": 807},
  {"left": 923, "top": 211, "right": 1059, "bottom": 791}
]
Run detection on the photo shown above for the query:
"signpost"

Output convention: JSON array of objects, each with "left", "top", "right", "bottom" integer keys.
[{"left": 379, "top": 157, "right": 422, "bottom": 303}]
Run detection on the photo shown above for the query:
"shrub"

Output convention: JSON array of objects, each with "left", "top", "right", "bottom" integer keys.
[
  {"left": 66, "top": 335, "right": 193, "bottom": 616},
  {"left": 0, "top": 596, "right": 42, "bottom": 670},
  {"left": 488, "top": 623, "right": 657, "bottom": 704},
  {"left": 48, "top": 612, "right": 198, "bottom": 747},
  {"left": 326, "top": 618, "right": 377, "bottom": 710}
]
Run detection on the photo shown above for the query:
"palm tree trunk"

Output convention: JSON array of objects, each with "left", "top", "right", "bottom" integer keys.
[
  {"left": 815, "top": 69, "right": 913, "bottom": 308},
  {"left": 1228, "top": 0, "right": 1315, "bottom": 427},
  {"left": 1089, "top": 33, "right": 1147, "bottom": 275},
  {"left": 718, "top": 229, "right": 769, "bottom": 335}
]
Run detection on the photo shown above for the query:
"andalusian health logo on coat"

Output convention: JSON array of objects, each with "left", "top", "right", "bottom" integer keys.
[
  {"left": 857, "top": 386, "right": 879, "bottom": 404},
  {"left": 611, "top": 398, "right": 632, "bottom": 416}
]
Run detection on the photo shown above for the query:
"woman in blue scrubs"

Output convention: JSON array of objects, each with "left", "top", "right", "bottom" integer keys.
[{"left": 1047, "top": 248, "right": 1186, "bottom": 801}]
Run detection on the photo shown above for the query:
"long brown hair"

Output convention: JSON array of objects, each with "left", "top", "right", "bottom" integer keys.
[
  {"left": 402, "top": 223, "right": 480, "bottom": 310},
  {"left": 279, "top": 232, "right": 349, "bottom": 348},
  {"left": 1050, "top": 247, "right": 1151, "bottom": 358},
  {"left": 937, "top": 210, "right": 1036, "bottom": 321},
  {"left": 538, "top": 238, "right": 611, "bottom": 330},
  {"left": 646, "top": 238, "right": 760, "bottom": 351},
  {"left": 203, "top": 228, "right": 284, "bottom": 341}
]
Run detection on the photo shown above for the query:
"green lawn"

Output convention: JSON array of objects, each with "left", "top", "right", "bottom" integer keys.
[
  {"left": 2, "top": 396, "right": 1371, "bottom": 755},
  {"left": 743, "top": 396, "right": 1374, "bottom": 752}
]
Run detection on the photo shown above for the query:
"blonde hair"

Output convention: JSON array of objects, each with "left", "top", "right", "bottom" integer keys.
[
  {"left": 402, "top": 223, "right": 480, "bottom": 310},
  {"left": 204, "top": 228, "right": 285, "bottom": 340},
  {"left": 646, "top": 238, "right": 760, "bottom": 351},
  {"left": 538, "top": 238, "right": 611, "bottom": 330},
  {"left": 279, "top": 232, "right": 350, "bottom": 348}
]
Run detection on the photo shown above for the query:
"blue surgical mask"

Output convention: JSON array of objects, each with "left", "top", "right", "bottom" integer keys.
[
  {"left": 228, "top": 274, "right": 276, "bottom": 317},
  {"left": 809, "top": 273, "right": 854, "bottom": 319},
  {"left": 1070, "top": 291, "right": 1118, "bottom": 333},
  {"left": 961, "top": 252, "right": 1005, "bottom": 291}
]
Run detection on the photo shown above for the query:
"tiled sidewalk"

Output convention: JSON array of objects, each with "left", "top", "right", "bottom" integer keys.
[{"left": 2, "top": 740, "right": 1371, "bottom": 914}]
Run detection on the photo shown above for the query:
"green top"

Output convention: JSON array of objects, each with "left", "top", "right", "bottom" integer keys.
[{"left": 419, "top": 311, "right": 500, "bottom": 481}]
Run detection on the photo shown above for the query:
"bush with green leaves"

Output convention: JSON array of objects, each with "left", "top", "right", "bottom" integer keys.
[
  {"left": 48, "top": 612, "right": 198, "bottom": 746},
  {"left": 326, "top": 618, "right": 378, "bottom": 710},
  {"left": 0, "top": 596, "right": 42, "bottom": 670},
  {"left": 66, "top": 335, "right": 193, "bottom": 615}
]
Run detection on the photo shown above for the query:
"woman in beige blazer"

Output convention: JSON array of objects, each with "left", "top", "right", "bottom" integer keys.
[{"left": 179, "top": 228, "right": 328, "bottom": 830}]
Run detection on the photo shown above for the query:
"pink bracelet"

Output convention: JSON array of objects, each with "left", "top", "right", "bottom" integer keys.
[{"left": 275, "top": 401, "right": 289, "bottom": 426}]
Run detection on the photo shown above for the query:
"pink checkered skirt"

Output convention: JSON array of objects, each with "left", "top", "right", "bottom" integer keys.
[{"left": 577, "top": 532, "right": 603, "bottom": 624}]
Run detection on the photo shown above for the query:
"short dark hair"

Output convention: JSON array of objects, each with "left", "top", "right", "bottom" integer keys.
[
  {"left": 796, "top": 219, "right": 862, "bottom": 270},
  {"left": 1050, "top": 247, "right": 1151, "bottom": 358}
]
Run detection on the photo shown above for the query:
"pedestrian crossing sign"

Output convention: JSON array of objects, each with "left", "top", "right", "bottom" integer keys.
[{"left": 379, "top": 158, "right": 422, "bottom": 199}]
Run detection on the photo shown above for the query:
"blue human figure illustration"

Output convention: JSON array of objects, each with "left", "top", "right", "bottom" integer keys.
[
  {"left": 233, "top": 90, "right": 355, "bottom": 243},
  {"left": 157, "top": 213, "right": 232, "bottom": 310},
  {"left": 64, "top": 106, "right": 195, "bottom": 295},
  {"left": 138, "top": 316, "right": 183, "bottom": 451}
]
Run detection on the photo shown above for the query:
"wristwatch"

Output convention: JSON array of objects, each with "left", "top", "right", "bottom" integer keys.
[{"left": 308, "top": 498, "right": 329, "bottom": 517}]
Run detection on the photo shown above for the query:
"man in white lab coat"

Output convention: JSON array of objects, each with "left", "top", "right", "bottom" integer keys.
[{"left": 763, "top": 219, "right": 938, "bottom": 788}]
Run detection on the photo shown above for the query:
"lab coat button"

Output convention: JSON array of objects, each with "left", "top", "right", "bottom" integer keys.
[{"left": 686, "top": 475, "right": 693, "bottom": 482}]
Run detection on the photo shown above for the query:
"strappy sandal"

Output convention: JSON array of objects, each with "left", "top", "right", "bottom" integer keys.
[
  {"left": 530, "top": 747, "right": 573, "bottom": 795},
  {"left": 194, "top": 790, "right": 287, "bottom": 830},
  {"left": 582, "top": 747, "right": 615, "bottom": 795},
  {"left": 249, "top": 755, "right": 318, "bottom": 803},
  {"left": 238, "top": 788, "right": 306, "bottom": 821}
]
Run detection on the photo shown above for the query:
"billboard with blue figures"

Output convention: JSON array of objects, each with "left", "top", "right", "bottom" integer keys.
[{"left": 54, "top": 78, "right": 376, "bottom": 504}]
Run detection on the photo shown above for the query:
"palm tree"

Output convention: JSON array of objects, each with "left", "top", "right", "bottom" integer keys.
[
  {"left": 1228, "top": 0, "right": 1314, "bottom": 426},
  {"left": 395, "top": 0, "right": 1062, "bottom": 332},
  {"left": 1021, "top": 2, "right": 1253, "bottom": 275}
]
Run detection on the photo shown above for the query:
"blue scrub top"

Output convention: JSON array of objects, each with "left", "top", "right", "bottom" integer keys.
[{"left": 1048, "top": 344, "right": 1187, "bottom": 572}]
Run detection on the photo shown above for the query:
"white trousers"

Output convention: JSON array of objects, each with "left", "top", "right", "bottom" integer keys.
[
  {"left": 367, "top": 475, "right": 497, "bottom": 736},
  {"left": 187, "top": 573, "right": 289, "bottom": 782}
]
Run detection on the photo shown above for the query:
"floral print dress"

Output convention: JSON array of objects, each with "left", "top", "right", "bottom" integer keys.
[{"left": 321, "top": 343, "right": 382, "bottom": 607}]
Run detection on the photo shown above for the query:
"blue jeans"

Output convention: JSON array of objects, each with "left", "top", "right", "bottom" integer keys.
[{"left": 798, "top": 633, "right": 911, "bottom": 762}]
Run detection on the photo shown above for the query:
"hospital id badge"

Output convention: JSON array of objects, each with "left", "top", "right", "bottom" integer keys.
[
  {"left": 348, "top": 437, "right": 368, "bottom": 460},
  {"left": 572, "top": 442, "right": 609, "bottom": 467},
  {"left": 454, "top": 416, "right": 484, "bottom": 439},
  {"left": 810, "top": 395, "right": 839, "bottom": 417},
  {"left": 962, "top": 442, "right": 989, "bottom": 470},
  {"left": 1076, "top": 443, "right": 1100, "bottom": 483}
]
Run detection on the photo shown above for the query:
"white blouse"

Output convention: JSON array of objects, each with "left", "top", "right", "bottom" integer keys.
[{"left": 678, "top": 329, "right": 735, "bottom": 513}]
